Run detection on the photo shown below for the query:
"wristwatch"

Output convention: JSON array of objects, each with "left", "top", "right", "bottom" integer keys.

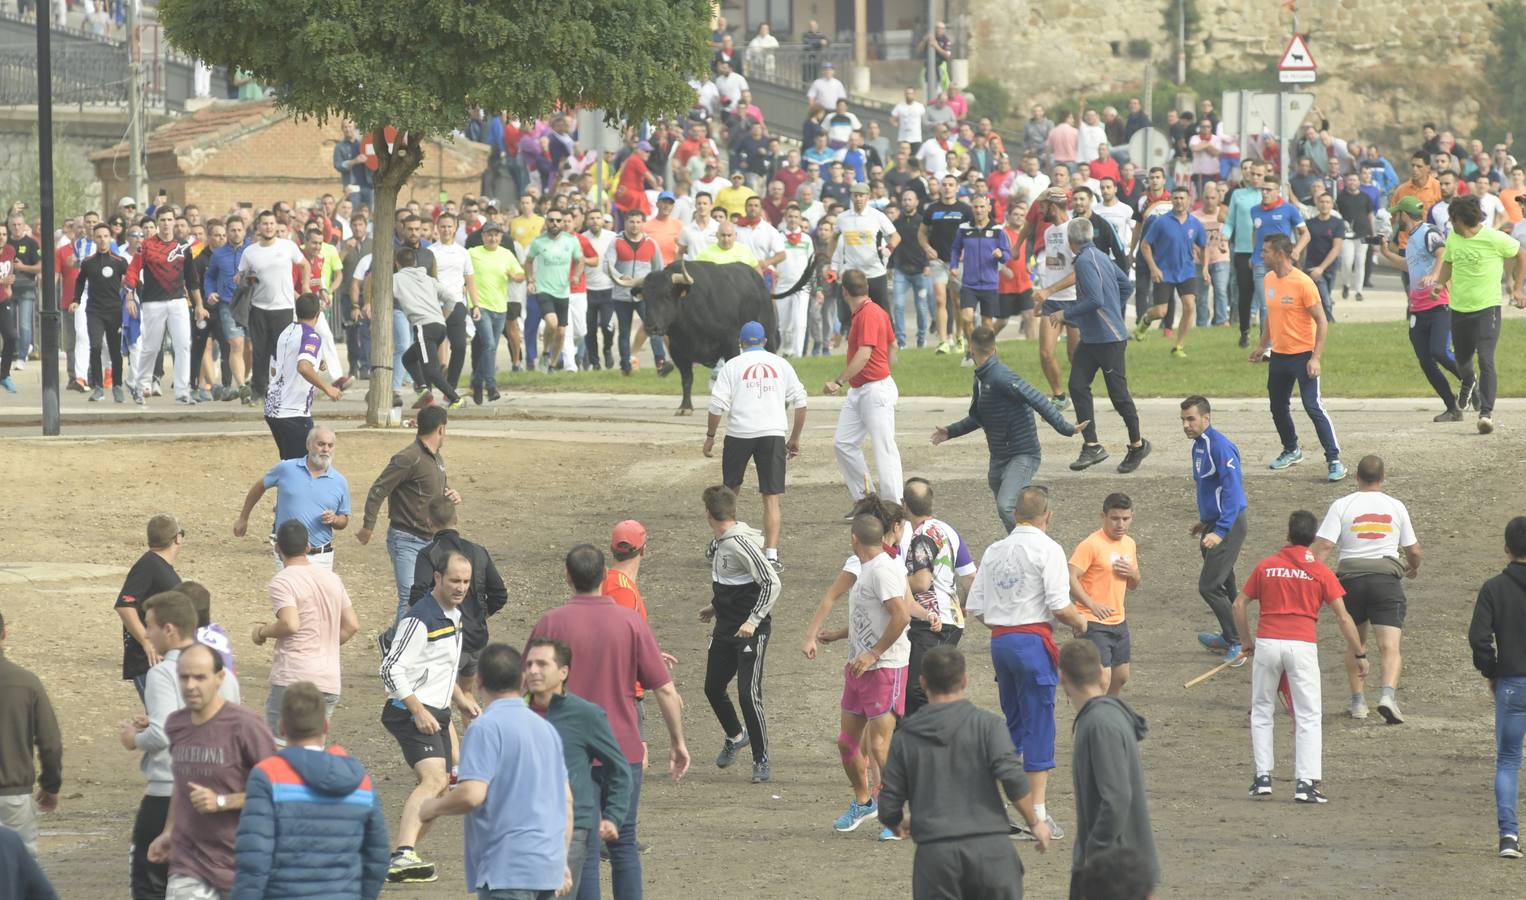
[{"left": 216, "top": 794, "right": 227, "bottom": 810}]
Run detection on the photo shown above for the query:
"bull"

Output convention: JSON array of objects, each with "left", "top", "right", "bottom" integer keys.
[{"left": 637, "top": 259, "right": 813, "bottom": 414}]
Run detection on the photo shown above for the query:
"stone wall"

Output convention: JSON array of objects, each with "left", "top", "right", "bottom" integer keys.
[{"left": 968, "top": 0, "right": 1496, "bottom": 142}]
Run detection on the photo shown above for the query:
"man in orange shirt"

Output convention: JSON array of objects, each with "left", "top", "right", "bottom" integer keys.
[
  {"left": 1389, "top": 153, "right": 1443, "bottom": 248},
  {"left": 604, "top": 519, "right": 677, "bottom": 768},
  {"left": 1069, "top": 493, "right": 1141, "bottom": 695},
  {"left": 1251, "top": 233, "right": 1345, "bottom": 482}
]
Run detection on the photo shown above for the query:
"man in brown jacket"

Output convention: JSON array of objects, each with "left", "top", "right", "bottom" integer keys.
[
  {"left": 0, "top": 609, "right": 63, "bottom": 858},
  {"left": 357, "top": 405, "right": 461, "bottom": 621}
]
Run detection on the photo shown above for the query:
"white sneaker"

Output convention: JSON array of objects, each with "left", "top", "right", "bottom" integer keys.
[
  {"left": 1348, "top": 698, "right": 1369, "bottom": 719},
  {"left": 1377, "top": 695, "right": 1404, "bottom": 724}
]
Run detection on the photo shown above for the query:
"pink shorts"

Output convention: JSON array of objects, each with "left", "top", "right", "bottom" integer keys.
[{"left": 841, "top": 664, "right": 907, "bottom": 720}]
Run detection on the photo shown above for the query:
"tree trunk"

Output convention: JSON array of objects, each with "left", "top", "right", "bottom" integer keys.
[{"left": 363, "top": 128, "right": 423, "bottom": 427}]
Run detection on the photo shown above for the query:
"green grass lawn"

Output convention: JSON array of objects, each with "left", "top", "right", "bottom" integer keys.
[{"left": 496, "top": 320, "right": 1520, "bottom": 399}]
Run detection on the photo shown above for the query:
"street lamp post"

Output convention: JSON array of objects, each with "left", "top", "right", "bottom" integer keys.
[{"left": 36, "top": 0, "right": 59, "bottom": 435}]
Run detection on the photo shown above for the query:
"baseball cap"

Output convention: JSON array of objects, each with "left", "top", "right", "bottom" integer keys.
[
  {"left": 637, "top": 140, "right": 654, "bottom": 152},
  {"left": 822, "top": 61, "right": 834, "bottom": 69},
  {"left": 739, "top": 321, "right": 766, "bottom": 345},
  {"left": 480, "top": 221, "right": 503, "bottom": 233},
  {"left": 849, "top": 182, "right": 870, "bottom": 195},
  {"left": 118, "top": 196, "right": 137, "bottom": 207},
  {"left": 611, "top": 520, "right": 647, "bottom": 553},
  {"left": 657, "top": 191, "right": 676, "bottom": 204},
  {"left": 1389, "top": 195, "right": 1425, "bottom": 218},
  {"left": 730, "top": 170, "right": 745, "bottom": 180}
]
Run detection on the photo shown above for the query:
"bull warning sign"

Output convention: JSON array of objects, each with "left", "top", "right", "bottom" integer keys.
[{"left": 1278, "top": 34, "right": 1316, "bottom": 83}]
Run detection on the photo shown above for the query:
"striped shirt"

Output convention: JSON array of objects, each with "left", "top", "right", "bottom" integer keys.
[
  {"left": 380, "top": 595, "right": 462, "bottom": 709},
  {"left": 265, "top": 321, "right": 321, "bottom": 419}
]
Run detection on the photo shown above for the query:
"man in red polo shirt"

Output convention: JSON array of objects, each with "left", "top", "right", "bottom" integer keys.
[
  {"left": 527, "top": 544, "right": 689, "bottom": 899},
  {"left": 1233, "top": 509, "right": 1366, "bottom": 805},
  {"left": 825, "top": 269, "right": 903, "bottom": 511}
]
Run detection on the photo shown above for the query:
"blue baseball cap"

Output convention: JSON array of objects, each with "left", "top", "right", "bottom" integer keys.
[
  {"left": 657, "top": 191, "right": 676, "bottom": 203},
  {"left": 739, "top": 321, "right": 767, "bottom": 346}
]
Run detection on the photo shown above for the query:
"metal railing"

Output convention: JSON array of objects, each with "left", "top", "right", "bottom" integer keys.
[
  {"left": 743, "top": 43, "right": 853, "bottom": 89},
  {"left": 0, "top": 45, "right": 130, "bottom": 106}
]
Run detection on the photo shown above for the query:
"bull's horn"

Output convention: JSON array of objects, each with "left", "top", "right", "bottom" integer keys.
[{"left": 671, "top": 260, "right": 694, "bottom": 285}]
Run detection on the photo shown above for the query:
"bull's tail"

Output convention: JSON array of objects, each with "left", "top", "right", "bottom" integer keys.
[{"left": 770, "top": 258, "right": 817, "bottom": 300}]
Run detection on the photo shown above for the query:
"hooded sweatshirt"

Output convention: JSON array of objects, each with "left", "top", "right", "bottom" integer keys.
[
  {"left": 391, "top": 266, "right": 450, "bottom": 327},
  {"left": 232, "top": 745, "right": 390, "bottom": 900},
  {"left": 877, "top": 698, "right": 1030, "bottom": 842},
  {"left": 1469, "top": 562, "right": 1526, "bottom": 679},
  {"left": 708, "top": 522, "right": 779, "bottom": 634},
  {"left": 1070, "top": 696, "right": 1160, "bottom": 882}
]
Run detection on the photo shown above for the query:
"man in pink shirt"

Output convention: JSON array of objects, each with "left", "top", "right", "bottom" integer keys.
[
  {"left": 251, "top": 520, "right": 360, "bottom": 745},
  {"left": 528, "top": 544, "right": 690, "bottom": 899},
  {"left": 1045, "top": 111, "right": 1080, "bottom": 170}
]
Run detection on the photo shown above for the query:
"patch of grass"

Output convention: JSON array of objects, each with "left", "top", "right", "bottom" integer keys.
[{"left": 496, "top": 320, "right": 1519, "bottom": 400}]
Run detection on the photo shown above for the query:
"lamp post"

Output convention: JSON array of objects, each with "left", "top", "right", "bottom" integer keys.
[{"left": 36, "top": 0, "right": 59, "bottom": 435}]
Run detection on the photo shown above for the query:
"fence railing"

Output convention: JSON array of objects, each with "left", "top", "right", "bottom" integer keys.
[{"left": 0, "top": 45, "right": 131, "bottom": 107}]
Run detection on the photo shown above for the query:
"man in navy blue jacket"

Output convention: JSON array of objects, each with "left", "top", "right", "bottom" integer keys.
[
  {"left": 1180, "top": 395, "right": 1249, "bottom": 664},
  {"left": 233, "top": 681, "right": 389, "bottom": 900},
  {"left": 933, "top": 326, "right": 1086, "bottom": 532}
]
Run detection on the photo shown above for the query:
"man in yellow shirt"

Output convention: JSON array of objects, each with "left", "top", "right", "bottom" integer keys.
[
  {"left": 696, "top": 221, "right": 761, "bottom": 270},
  {"left": 1069, "top": 493, "right": 1141, "bottom": 695},
  {"left": 509, "top": 194, "right": 544, "bottom": 256},
  {"left": 715, "top": 171, "right": 759, "bottom": 222}
]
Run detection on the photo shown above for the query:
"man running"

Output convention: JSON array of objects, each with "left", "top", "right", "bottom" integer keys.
[
  {"left": 1028, "top": 189, "right": 1078, "bottom": 407},
  {"left": 1069, "top": 493, "right": 1141, "bottom": 695},
  {"left": 467, "top": 221, "right": 525, "bottom": 403},
  {"left": 1422, "top": 193, "right": 1526, "bottom": 434},
  {"left": 1136, "top": 186, "right": 1205, "bottom": 357},
  {"left": 263, "top": 292, "right": 342, "bottom": 459},
  {"left": 1047, "top": 218, "right": 1150, "bottom": 474},
  {"left": 965, "top": 486, "right": 1089, "bottom": 840},
  {"left": 949, "top": 195, "right": 1010, "bottom": 364},
  {"left": 1181, "top": 395, "right": 1249, "bottom": 664},
  {"left": 1312, "top": 455, "right": 1421, "bottom": 724},
  {"left": 918, "top": 174, "right": 974, "bottom": 353},
  {"left": 830, "top": 183, "right": 898, "bottom": 311},
  {"left": 1234, "top": 510, "right": 1366, "bottom": 805},
  {"left": 524, "top": 208, "right": 583, "bottom": 372},
  {"left": 234, "top": 426, "right": 349, "bottom": 570},
  {"left": 1252, "top": 233, "right": 1345, "bottom": 482},
  {"left": 125, "top": 206, "right": 205, "bottom": 405},
  {"left": 1379, "top": 195, "right": 1464, "bottom": 421},
  {"left": 900, "top": 477, "right": 977, "bottom": 717},
  {"left": 706, "top": 321, "right": 807, "bottom": 565},
  {"left": 699, "top": 485, "right": 780, "bottom": 784},
  {"left": 826, "top": 270, "right": 903, "bottom": 508}
]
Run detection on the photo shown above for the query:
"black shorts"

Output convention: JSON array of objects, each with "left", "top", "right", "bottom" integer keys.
[
  {"left": 1002, "top": 290, "right": 1035, "bottom": 316},
  {"left": 722, "top": 435, "right": 787, "bottom": 495},
  {"left": 1083, "top": 621, "right": 1132, "bottom": 666},
  {"left": 458, "top": 646, "right": 482, "bottom": 678},
  {"left": 381, "top": 701, "right": 453, "bottom": 768},
  {"left": 538, "top": 294, "right": 570, "bottom": 322},
  {"left": 266, "top": 415, "right": 312, "bottom": 461},
  {"left": 505, "top": 302, "right": 522, "bottom": 319},
  {"left": 1041, "top": 298, "right": 1072, "bottom": 317},
  {"left": 960, "top": 286, "right": 1000, "bottom": 316},
  {"left": 1151, "top": 279, "right": 1197, "bottom": 305},
  {"left": 1339, "top": 573, "right": 1407, "bottom": 628}
]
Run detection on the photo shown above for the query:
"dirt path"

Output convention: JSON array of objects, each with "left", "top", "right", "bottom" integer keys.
[{"left": 8, "top": 398, "right": 1521, "bottom": 898}]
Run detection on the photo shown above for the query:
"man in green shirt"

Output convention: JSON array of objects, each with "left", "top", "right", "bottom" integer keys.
[
  {"left": 467, "top": 222, "right": 525, "bottom": 403},
  {"left": 524, "top": 210, "right": 584, "bottom": 373},
  {"left": 1424, "top": 194, "right": 1526, "bottom": 434},
  {"left": 696, "top": 221, "right": 761, "bottom": 270}
]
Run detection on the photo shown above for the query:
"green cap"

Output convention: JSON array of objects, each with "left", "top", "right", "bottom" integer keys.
[{"left": 1389, "top": 195, "right": 1425, "bottom": 218}]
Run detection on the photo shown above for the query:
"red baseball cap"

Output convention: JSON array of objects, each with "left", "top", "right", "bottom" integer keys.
[{"left": 611, "top": 520, "right": 647, "bottom": 553}]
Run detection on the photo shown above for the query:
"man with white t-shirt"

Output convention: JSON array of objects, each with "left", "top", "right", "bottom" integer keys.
[
  {"left": 431, "top": 213, "right": 478, "bottom": 393},
  {"left": 736, "top": 196, "right": 787, "bottom": 276},
  {"left": 678, "top": 193, "right": 719, "bottom": 261},
  {"left": 774, "top": 205, "right": 816, "bottom": 356},
  {"left": 705, "top": 321, "right": 808, "bottom": 565},
  {"left": 807, "top": 60, "right": 847, "bottom": 113},
  {"left": 239, "top": 209, "right": 307, "bottom": 400},
  {"left": 264, "top": 292, "right": 342, "bottom": 459},
  {"left": 1010, "top": 155, "right": 1050, "bottom": 207},
  {"left": 579, "top": 211, "right": 618, "bottom": 370},
  {"left": 1027, "top": 189, "right": 1079, "bottom": 406},
  {"left": 1096, "top": 179, "right": 1136, "bottom": 259},
  {"left": 900, "top": 478, "right": 976, "bottom": 718},
  {"left": 890, "top": 88, "right": 925, "bottom": 147},
  {"left": 830, "top": 184, "right": 899, "bottom": 310},
  {"left": 1310, "top": 454, "right": 1422, "bottom": 725},
  {"left": 1473, "top": 172, "right": 1509, "bottom": 231}
]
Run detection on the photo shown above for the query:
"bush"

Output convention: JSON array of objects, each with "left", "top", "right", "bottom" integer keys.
[
  {"left": 1481, "top": 0, "right": 1526, "bottom": 145},
  {"left": 964, "top": 76, "right": 1014, "bottom": 124}
]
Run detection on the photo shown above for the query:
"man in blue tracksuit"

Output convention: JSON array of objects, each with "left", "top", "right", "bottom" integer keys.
[
  {"left": 1179, "top": 395, "right": 1249, "bottom": 664},
  {"left": 933, "top": 325, "right": 1086, "bottom": 532},
  {"left": 950, "top": 196, "right": 1011, "bottom": 365},
  {"left": 1048, "top": 217, "right": 1150, "bottom": 476}
]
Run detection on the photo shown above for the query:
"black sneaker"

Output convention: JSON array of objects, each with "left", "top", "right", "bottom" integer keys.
[
  {"left": 1434, "top": 408, "right": 1463, "bottom": 422},
  {"left": 1116, "top": 439, "right": 1151, "bottom": 474},
  {"left": 472, "top": 383, "right": 484, "bottom": 405},
  {"left": 842, "top": 508, "right": 859, "bottom": 521},
  {"left": 751, "top": 759, "right": 771, "bottom": 783},
  {"left": 716, "top": 731, "right": 749, "bottom": 768},
  {"left": 1238, "top": 333, "right": 1250, "bottom": 349},
  {"left": 1294, "top": 779, "right": 1328, "bottom": 804},
  {"left": 1249, "top": 774, "right": 1272, "bottom": 797},
  {"left": 1501, "top": 835, "right": 1522, "bottom": 858},
  {"left": 1069, "top": 444, "right": 1109, "bottom": 471},
  {"left": 1459, "top": 378, "right": 1478, "bottom": 411},
  {"left": 487, "top": 386, "right": 502, "bottom": 401}
]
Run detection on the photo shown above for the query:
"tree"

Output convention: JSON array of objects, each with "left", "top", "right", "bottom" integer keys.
[
  {"left": 1482, "top": 0, "right": 1526, "bottom": 145},
  {"left": 157, "top": 0, "right": 713, "bottom": 425}
]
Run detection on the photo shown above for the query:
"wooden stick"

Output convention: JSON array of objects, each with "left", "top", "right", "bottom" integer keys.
[{"left": 1183, "top": 654, "right": 1246, "bottom": 688}]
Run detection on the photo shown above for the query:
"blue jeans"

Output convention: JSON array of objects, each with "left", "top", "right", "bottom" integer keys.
[
  {"left": 392, "top": 310, "right": 411, "bottom": 392},
  {"left": 473, "top": 309, "right": 507, "bottom": 388},
  {"left": 1307, "top": 266, "right": 1336, "bottom": 321},
  {"left": 1205, "top": 260, "right": 1231, "bottom": 325},
  {"left": 578, "top": 764, "right": 642, "bottom": 900},
  {"left": 1251, "top": 262, "right": 1269, "bottom": 329},
  {"left": 479, "top": 890, "right": 553, "bottom": 900},
  {"left": 15, "top": 285, "right": 34, "bottom": 357},
  {"left": 892, "top": 270, "right": 931, "bottom": 347},
  {"left": 989, "top": 453, "right": 1040, "bottom": 534},
  {"left": 386, "top": 527, "right": 431, "bottom": 621},
  {"left": 1497, "top": 677, "right": 1526, "bottom": 836},
  {"left": 612, "top": 300, "right": 666, "bottom": 372}
]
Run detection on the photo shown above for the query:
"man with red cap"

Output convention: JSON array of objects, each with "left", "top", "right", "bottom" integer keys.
[{"left": 605, "top": 519, "right": 678, "bottom": 771}]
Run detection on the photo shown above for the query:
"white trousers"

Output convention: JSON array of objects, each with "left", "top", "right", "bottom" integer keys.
[
  {"left": 1250, "top": 637, "right": 1323, "bottom": 782},
  {"left": 776, "top": 290, "right": 809, "bottom": 357},
  {"left": 1339, "top": 240, "right": 1368, "bottom": 293},
  {"left": 132, "top": 301, "right": 191, "bottom": 398},
  {"left": 834, "top": 376, "right": 903, "bottom": 502},
  {"left": 72, "top": 301, "right": 91, "bottom": 381},
  {"left": 314, "top": 312, "right": 343, "bottom": 378},
  {"left": 563, "top": 291, "right": 588, "bottom": 367}
]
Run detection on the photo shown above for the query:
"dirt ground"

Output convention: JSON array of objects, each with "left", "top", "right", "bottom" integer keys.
[{"left": 7, "top": 397, "right": 1524, "bottom": 899}]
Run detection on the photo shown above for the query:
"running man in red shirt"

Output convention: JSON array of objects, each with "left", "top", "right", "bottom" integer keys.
[
  {"left": 825, "top": 269, "right": 903, "bottom": 510},
  {"left": 603, "top": 520, "right": 678, "bottom": 769},
  {"left": 1233, "top": 510, "right": 1367, "bottom": 805}
]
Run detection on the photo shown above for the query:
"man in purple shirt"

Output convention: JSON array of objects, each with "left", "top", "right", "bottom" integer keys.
[{"left": 528, "top": 544, "right": 690, "bottom": 900}]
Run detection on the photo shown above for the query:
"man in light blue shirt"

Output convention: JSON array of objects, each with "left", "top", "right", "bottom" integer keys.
[
  {"left": 233, "top": 426, "right": 351, "bottom": 570},
  {"left": 421, "top": 643, "right": 572, "bottom": 899},
  {"left": 1222, "top": 159, "right": 1265, "bottom": 347}
]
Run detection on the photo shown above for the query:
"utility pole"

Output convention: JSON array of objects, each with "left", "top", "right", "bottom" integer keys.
[
  {"left": 127, "top": 0, "right": 144, "bottom": 203},
  {"left": 1176, "top": 0, "right": 1186, "bottom": 83},
  {"left": 37, "top": 0, "right": 59, "bottom": 434},
  {"left": 925, "top": 0, "right": 936, "bottom": 101}
]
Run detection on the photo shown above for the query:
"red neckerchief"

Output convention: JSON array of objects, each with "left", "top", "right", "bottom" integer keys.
[
  {"left": 740, "top": 215, "right": 763, "bottom": 228},
  {"left": 786, "top": 231, "right": 805, "bottom": 244},
  {"left": 1261, "top": 197, "right": 1286, "bottom": 211}
]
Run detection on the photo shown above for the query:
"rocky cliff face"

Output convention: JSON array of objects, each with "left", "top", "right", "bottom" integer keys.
[{"left": 968, "top": 0, "right": 1494, "bottom": 140}]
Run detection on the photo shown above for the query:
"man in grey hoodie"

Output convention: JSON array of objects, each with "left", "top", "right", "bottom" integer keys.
[
  {"left": 392, "top": 246, "right": 459, "bottom": 409},
  {"left": 1059, "top": 640, "right": 1159, "bottom": 899},
  {"left": 878, "top": 645, "right": 1049, "bottom": 899}
]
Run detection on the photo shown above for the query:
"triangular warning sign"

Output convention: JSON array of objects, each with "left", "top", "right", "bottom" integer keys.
[{"left": 1278, "top": 34, "right": 1316, "bottom": 71}]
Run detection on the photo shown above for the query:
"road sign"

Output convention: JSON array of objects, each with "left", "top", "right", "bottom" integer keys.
[
  {"left": 1277, "top": 34, "right": 1316, "bottom": 83},
  {"left": 1127, "top": 127, "right": 1171, "bottom": 171}
]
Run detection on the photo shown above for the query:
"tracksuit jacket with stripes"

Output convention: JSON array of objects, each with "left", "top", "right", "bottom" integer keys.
[
  {"left": 948, "top": 220, "right": 1011, "bottom": 291},
  {"left": 380, "top": 594, "right": 462, "bottom": 711},
  {"left": 707, "top": 522, "right": 780, "bottom": 635}
]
